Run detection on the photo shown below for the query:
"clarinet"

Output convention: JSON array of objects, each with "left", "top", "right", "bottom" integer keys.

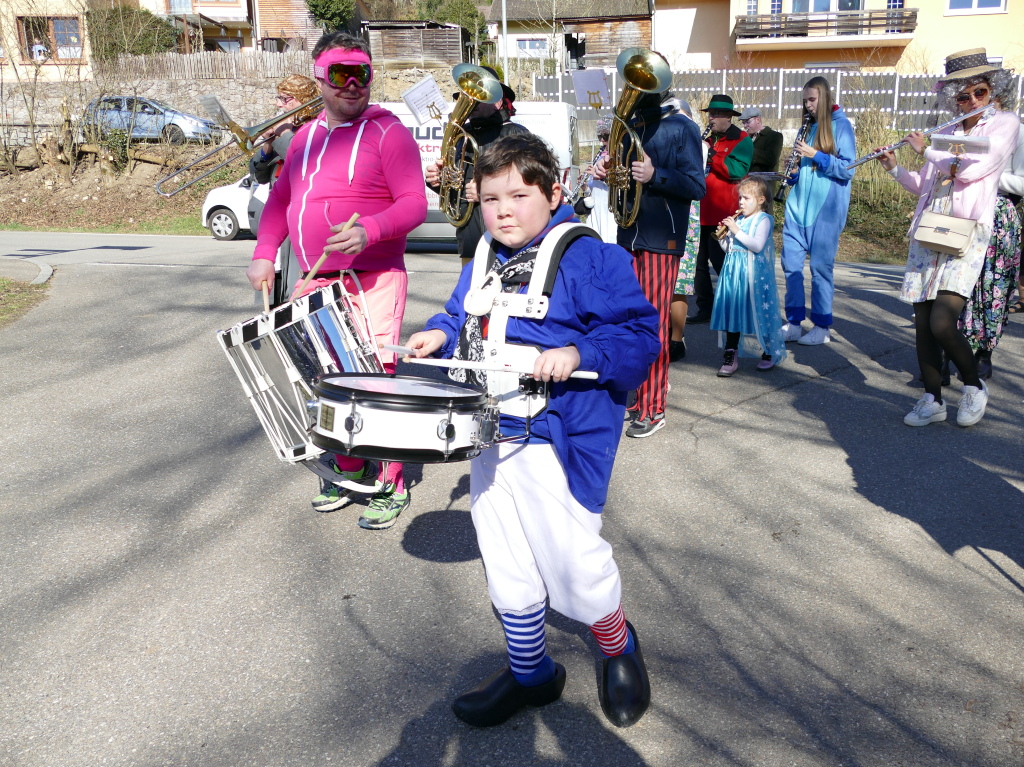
[
  {"left": 702, "top": 122, "right": 715, "bottom": 176},
  {"left": 773, "top": 111, "right": 813, "bottom": 203}
]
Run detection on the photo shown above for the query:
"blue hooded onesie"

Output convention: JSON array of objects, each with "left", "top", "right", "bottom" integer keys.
[{"left": 781, "top": 105, "right": 856, "bottom": 328}]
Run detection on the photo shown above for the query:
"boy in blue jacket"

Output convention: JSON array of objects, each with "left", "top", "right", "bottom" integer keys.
[{"left": 406, "top": 133, "right": 660, "bottom": 728}]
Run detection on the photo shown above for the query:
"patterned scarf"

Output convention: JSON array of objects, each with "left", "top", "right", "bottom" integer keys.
[{"left": 452, "top": 243, "right": 541, "bottom": 388}]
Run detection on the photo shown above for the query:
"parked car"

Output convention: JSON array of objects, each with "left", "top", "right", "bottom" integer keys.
[
  {"left": 83, "top": 96, "right": 223, "bottom": 145},
  {"left": 202, "top": 175, "right": 268, "bottom": 240}
]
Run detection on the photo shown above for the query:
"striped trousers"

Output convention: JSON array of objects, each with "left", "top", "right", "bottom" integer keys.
[{"left": 631, "top": 249, "right": 680, "bottom": 420}]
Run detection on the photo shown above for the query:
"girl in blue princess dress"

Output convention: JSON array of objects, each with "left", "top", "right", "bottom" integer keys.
[{"left": 710, "top": 175, "right": 787, "bottom": 376}]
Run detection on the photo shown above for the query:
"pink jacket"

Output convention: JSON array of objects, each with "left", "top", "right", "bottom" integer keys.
[
  {"left": 894, "top": 108, "right": 1019, "bottom": 230},
  {"left": 253, "top": 104, "right": 427, "bottom": 272}
]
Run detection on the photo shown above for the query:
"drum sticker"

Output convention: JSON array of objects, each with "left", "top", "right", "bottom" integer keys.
[{"left": 319, "top": 403, "right": 336, "bottom": 432}]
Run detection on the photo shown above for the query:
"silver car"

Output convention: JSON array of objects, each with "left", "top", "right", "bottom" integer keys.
[{"left": 83, "top": 96, "right": 222, "bottom": 144}]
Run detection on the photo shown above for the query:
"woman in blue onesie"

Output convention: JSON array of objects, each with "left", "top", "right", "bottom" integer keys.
[{"left": 780, "top": 76, "right": 857, "bottom": 346}]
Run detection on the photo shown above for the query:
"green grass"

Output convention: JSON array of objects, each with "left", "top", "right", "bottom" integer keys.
[
  {"left": 0, "top": 214, "right": 207, "bottom": 236},
  {"left": 0, "top": 276, "right": 49, "bottom": 329}
]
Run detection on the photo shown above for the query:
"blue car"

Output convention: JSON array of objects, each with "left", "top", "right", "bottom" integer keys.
[{"left": 83, "top": 96, "right": 223, "bottom": 144}]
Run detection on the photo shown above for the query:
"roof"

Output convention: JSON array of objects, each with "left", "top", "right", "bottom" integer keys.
[
  {"left": 361, "top": 19, "right": 462, "bottom": 29},
  {"left": 486, "top": 0, "right": 650, "bottom": 23}
]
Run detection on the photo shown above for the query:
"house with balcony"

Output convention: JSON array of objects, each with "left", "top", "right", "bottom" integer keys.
[{"left": 725, "top": 0, "right": 1021, "bottom": 72}]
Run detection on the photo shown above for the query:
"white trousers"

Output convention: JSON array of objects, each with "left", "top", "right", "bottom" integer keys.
[{"left": 470, "top": 441, "right": 623, "bottom": 626}]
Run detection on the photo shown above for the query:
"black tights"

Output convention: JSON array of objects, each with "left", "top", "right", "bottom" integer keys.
[{"left": 914, "top": 292, "right": 980, "bottom": 400}]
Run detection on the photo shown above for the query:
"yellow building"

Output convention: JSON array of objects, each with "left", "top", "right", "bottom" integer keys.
[
  {"left": 653, "top": 0, "right": 1023, "bottom": 73},
  {"left": 0, "top": 0, "right": 92, "bottom": 82},
  {"left": 733, "top": 0, "right": 1022, "bottom": 72}
]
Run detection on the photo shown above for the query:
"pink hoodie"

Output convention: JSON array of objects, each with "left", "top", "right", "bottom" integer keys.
[
  {"left": 252, "top": 104, "right": 427, "bottom": 272},
  {"left": 894, "top": 107, "right": 1019, "bottom": 230}
]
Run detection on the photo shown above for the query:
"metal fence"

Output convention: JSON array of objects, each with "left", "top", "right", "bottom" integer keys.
[{"left": 535, "top": 68, "right": 1024, "bottom": 133}]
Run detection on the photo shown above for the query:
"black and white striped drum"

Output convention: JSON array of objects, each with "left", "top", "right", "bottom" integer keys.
[
  {"left": 312, "top": 374, "right": 498, "bottom": 464},
  {"left": 218, "top": 282, "right": 383, "bottom": 464}
]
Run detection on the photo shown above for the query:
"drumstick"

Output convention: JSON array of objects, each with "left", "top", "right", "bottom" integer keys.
[
  {"left": 400, "top": 354, "right": 599, "bottom": 380},
  {"left": 291, "top": 212, "right": 360, "bottom": 300},
  {"left": 261, "top": 280, "right": 270, "bottom": 314}
]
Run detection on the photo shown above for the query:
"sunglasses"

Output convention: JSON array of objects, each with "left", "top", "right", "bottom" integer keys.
[
  {"left": 324, "top": 62, "right": 372, "bottom": 89},
  {"left": 276, "top": 94, "right": 294, "bottom": 103},
  {"left": 956, "top": 87, "right": 990, "bottom": 104}
]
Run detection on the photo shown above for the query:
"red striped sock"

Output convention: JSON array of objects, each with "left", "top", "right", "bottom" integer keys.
[{"left": 590, "top": 605, "right": 630, "bottom": 657}]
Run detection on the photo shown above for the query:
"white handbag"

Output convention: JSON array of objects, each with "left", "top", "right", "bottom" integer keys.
[
  {"left": 912, "top": 156, "right": 977, "bottom": 257},
  {"left": 913, "top": 211, "right": 977, "bottom": 256}
]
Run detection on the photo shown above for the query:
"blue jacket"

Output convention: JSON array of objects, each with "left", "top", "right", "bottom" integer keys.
[
  {"left": 424, "top": 206, "right": 661, "bottom": 513},
  {"left": 617, "top": 105, "right": 706, "bottom": 255}
]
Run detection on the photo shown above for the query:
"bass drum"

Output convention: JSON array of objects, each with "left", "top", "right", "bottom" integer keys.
[{"left": 312, "top": 373, "right": 497, "bottom": 464}]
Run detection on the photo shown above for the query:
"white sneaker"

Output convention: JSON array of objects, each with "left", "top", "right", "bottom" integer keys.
[
  {"left": 781, "top": 323, "right": 803, "bottom": 343},
  {"left": 904, "top": 393, "right": 947, "bottom": 426},
  {"left": 798, "top": 325, "right": 831, "bottom": 345},
  {"left": 956, "top": 381, "right": 989, "bottom": 427}
]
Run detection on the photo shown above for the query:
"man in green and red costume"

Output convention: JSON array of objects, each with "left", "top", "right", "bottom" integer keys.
[{"left": 691, "top": 94, "right": 753, "bottom": 323}]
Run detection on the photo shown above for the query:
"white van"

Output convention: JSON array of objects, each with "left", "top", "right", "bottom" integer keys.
[
  {"left": 238, "top": 101, "right": 579, "bottom": 248},
  {"left": 382, "top": 100, "right": 581, "bottom": 247}
]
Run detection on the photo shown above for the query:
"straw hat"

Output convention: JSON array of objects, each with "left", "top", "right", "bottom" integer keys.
[{"left": 943, "top": 48, "right": 1000, "bottom": 81}]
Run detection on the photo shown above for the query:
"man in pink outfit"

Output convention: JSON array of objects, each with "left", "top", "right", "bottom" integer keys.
[{"left": 247, "top": 31, "right": 427, "bottom": 530}]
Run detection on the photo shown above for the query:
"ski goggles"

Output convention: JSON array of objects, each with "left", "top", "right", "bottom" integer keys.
[{"left": 314, "top": 50, "right": 374, "bottom": 89}]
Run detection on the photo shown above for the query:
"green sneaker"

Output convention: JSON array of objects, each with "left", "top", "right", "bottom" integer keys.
[
  {"left": 357, "top": 483, "right": 410, "bottom": 530},
  {"left": 311, "top": 460, "right": 376, "bottom": 512}
]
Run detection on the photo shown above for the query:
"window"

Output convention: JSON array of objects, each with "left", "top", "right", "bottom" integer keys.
[
  {"left": 18, "top": 17, "right": 82, "bottom": 62},
  {"left": 792, "top": 0, "right": 862, "bottom": 11},
  {"left": 947, "top": 0, "right": 1005, "bottom": 12},
  {"left": 516, "top": 38, "right": 548, "bottom": 58},
  {"left": 771, "top": 0, "right": 782, "bottom": 11},
  {"left": 747, "top": 0, "right": 759, "bottom": 14}
]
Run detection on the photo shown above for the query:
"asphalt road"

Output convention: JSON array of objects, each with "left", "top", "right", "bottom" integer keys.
[{"left": 1, "top": 230, "right": 1023, "bottom": 767}]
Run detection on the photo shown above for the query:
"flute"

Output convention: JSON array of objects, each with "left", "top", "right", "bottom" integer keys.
[
  {"left": 714, "top": 209, "right": 742, "bottom": 240},
  {"left": 845, "top": 103, "right": 990, "bottom": 169}
]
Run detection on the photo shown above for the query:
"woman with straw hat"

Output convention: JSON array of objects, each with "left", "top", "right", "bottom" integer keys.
[{"left": 875, "top": 48, "right": 1018, "bottom": 427}]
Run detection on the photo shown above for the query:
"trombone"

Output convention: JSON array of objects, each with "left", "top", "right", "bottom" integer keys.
[{"left": 154, "top": 96, "right": 323, "bottom": 198}]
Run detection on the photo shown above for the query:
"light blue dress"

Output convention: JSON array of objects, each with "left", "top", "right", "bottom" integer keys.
[{"left": 710, "top": 211, "right": 787, "bottom": 364}]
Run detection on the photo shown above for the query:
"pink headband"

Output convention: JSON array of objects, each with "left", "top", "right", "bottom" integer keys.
[{"left": 313, "top": 48, "right": 373, "bottom": 81}]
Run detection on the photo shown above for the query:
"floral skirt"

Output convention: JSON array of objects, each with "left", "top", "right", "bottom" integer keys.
[
  {"left": 959, "top": 196, "right": 1023, "bottom": 352},
  {"left": 674, "top": 199, "right": 700, "bottom": 295},
  {"left": 900, "top": 222, "right": 990, "bottom": 304}
]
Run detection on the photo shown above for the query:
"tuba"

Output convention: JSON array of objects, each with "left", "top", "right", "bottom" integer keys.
[
  {"left": 605, "top": 48, "right": 672, "bottom": 228},
  {"left": 439, "top": 64, "right": 505, "bottom": 227}
]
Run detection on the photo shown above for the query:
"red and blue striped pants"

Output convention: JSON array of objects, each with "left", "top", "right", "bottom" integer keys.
[{"left": 630, "top": 249, "right": 680, "bottom": 420}]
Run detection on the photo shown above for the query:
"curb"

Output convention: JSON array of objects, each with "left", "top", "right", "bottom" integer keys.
[
  {"left": 27, "top": 259, "right": 54, "bottom": 286},
  {"left": 0, "top": 257, "right": 53, "bottom": 286}
]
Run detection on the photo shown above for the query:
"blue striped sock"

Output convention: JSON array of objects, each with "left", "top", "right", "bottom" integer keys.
[{"left": 500, "top": 604, "right": 556, "bottom": 687}]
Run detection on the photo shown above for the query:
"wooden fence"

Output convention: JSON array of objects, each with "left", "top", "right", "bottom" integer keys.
[{"left": 93, "top": 51, "right": 314, "bottom": 81}]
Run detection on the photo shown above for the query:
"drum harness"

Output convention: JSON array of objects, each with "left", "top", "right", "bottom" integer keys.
[{"left": 461, "top": 222, "right": 601, "bottom": 445}]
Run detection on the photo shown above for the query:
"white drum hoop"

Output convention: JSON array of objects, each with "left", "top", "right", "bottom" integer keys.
[
  {"left": 218, "top": 282, "right": 384, "bottom": 464},
  {"left": 312, "top": 373, "right": 498, "bottom": 464}
]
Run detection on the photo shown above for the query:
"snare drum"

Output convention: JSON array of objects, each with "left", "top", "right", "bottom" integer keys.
[
  {"left": 218, "top": 282, "right": 383, "bottom": 463},
  {"left": 312, "top": 374, "right": 498, "bottom": 464}
]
